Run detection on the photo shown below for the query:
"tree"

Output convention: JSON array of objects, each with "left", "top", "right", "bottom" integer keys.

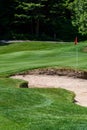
[
  {"left": 0, "top": 0, "right": 18, "bottom": 38},
  {"left": 13, "top": 0, "right": 73, "bottom": 39},
  {"left": 0, "top": 0, "right": 76, "bottom": 40},
  {"left": 71, "top": 0, "right": 87, "bottom": 35},
  {"left": 14, "top": 0, "right": 46, "bottom": 36}
]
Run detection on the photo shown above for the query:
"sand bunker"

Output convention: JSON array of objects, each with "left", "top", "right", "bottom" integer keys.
[{"left": 11, "top": 71, "right": 87, "bottom": 107}]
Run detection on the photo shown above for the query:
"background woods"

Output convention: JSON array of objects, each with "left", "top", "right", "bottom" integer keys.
[{"left": 0, "top": 0, "right": 87, "bottom": 41}]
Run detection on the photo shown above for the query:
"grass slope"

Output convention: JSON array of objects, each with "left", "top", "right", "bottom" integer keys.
[
  {"left": 0, "top": 41, "right": 87, "bottom": 129},
  {"left": 1, "top": 86, "right": 87, "bottom": 130}
]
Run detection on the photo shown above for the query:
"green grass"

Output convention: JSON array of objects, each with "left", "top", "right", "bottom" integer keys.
[
  {"left": 0, "top": 87, "right": 87, "bottom": 130},
  {"left": 0, "top": 41, "right": 87, "bottom": 76},
  {"left": 0, "top": 41, "right": 87, "bottom": 130}
]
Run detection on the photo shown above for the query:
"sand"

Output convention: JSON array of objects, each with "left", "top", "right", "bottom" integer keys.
[{"left": 11, "top": 74, "right": 87, "bottom": 107}]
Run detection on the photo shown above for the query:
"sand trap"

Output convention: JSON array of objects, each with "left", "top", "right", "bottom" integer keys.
[{"left": 11, "top": 74, "right": 87, "bottom": 107}]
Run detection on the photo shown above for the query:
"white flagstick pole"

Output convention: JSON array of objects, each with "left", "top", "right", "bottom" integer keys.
[
  {"left": 74, "top": 36, "right": 78, "bottom": 77},
  {"left": 76, "top": 45, "right": 78, "bottom": 70}
]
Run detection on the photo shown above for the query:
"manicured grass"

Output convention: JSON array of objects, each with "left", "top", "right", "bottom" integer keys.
[
  {"left": 0, "top": 41, "right": 87, "bottom": 130},
  {"left": 0, "top": 41, "right": 87, "bottom": 76}
]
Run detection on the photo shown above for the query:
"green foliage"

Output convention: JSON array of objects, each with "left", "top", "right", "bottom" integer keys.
[
  {"left": 71, "top": 0, "right": 87, "bottom": 35},
  {"left": 0, "top": 0, "right": 77, "bottom": 41}
]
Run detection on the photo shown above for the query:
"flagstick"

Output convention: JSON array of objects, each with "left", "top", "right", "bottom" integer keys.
[
  {"left": 75, "top": 44, "right": 79, "bottom": 79},
  {"left": 76, "top": 45, "right": 78, "bottom": 70},
  {"left": 74, "top": 36, "right": 78, "bottom": 74}
]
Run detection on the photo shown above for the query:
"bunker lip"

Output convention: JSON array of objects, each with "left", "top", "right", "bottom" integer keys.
[
  {"left": 14, "top": 68, "right": 87, "bottom": 79},
  {"left": 11, "top": 68, "right": 87, "bottom": 107}
]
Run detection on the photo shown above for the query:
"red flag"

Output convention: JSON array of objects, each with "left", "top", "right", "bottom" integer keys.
[{"left": 74, "top": 37, "right": 78, "bottom": 45}]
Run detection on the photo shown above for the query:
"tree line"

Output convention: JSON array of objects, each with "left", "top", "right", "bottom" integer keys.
[{"left": 0, "top": 0, "right": 87, "bottom": 41}]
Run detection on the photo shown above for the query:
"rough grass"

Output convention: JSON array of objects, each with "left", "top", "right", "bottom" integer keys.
[
  {"left": 0, "top": 41, "right": 87, "bottom": 129},
  {"left": 0, "top": 78, "right": 28, "bottom": 88},
  {"left": 1, "top": 86, "right": 87, "bottom": 130}
]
